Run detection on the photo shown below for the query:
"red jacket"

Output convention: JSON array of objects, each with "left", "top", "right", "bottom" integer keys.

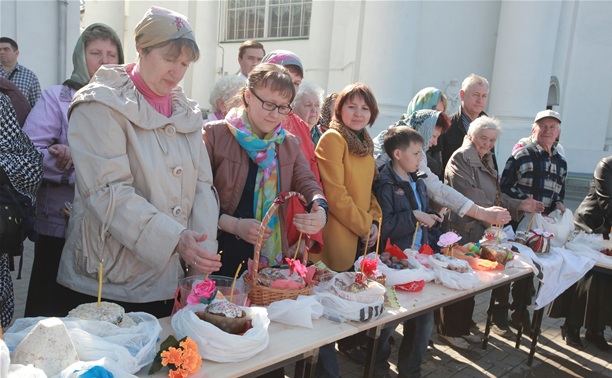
[{"left": 281, "top": 113, "right": 324, "bottom": 254}]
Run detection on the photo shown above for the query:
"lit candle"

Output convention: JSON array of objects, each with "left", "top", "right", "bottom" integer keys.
[
  {"left": 97, "top": 260, "right": 103, "bottom": 308},
  {"left": 293, "top": 232, "right": 303, "bottom": 261},
  {"left": 375, "top": 217, "right": 382, "bottom": 260},
  {"left": 363, "top": 227, "right": 371, "bottom": 259},
  {"left": 411, "top": 222, "right": 419, "bottom": 250},
  {"left": 230, "top": 261, "right": 243, "bottom": 304}
]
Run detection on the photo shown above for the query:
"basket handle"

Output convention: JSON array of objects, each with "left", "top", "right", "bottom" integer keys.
[{"left": 252, "top": 191, "right": 310, "bottom": 280}]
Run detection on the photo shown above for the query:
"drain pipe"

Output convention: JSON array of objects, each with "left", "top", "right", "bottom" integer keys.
[
  {"left": 57, "top": 0, "right": 68, "bottom": 83},
  {"left": 216, "top": 1, "right": 224, "bottom": 76}
]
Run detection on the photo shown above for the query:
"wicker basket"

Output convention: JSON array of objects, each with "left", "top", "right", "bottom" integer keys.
[{"left": 247, "top": 191, "right": 315, "bottom": 306}]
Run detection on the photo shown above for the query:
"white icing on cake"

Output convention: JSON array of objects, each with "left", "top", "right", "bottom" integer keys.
[
  {"left": 11, "top": 317, "right": 79, "bottom": 377},
  {"left": 206, "top": 301, "right": 243, "bottom": 319}
]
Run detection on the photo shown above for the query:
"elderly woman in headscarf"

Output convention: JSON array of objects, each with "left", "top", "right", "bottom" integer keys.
[
  {"left": 55, "top": 7, "right": 221, "bottom": 318},
  {"left": 373, "top": 87, "right": 447, "bottom": 163},
  {"left": 22, "top": 23, "right": 124, "bottom": 317},
  {"left": 0, "top": 94, "right": 42, "bottom": 327}
]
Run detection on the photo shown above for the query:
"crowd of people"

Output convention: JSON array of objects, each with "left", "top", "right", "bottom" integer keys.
[{"left": 1, "top": 5, "right": 611, "bottom": 378}]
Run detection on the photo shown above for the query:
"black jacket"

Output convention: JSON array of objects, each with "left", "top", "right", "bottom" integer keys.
[
  {"left": 433, "top": 107, "right": 496, "bottom": 171},
  {"left": 373, "top": 161, "right": 441, "bottom": 251},
  {"left": 574, "top": 156, "right": 612, "bottom": 237}
]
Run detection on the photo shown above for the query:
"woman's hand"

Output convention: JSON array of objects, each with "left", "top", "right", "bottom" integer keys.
[
  {"left": 293, "top": 201, "right": 325, "bottom": 234},
  {"left": 48, "top": 144, "right": 73, "bottom": 171},
  {"left": 175, "top": 231, "right": 221, "bottom": 274},
  {"left": 413, "top": 210, "right": 443, "bottom": 228},
  {"left": 235, "top": 218, "right": 273, "bottom": 245},
  {"left": 478, "top": 206, "right": 512, "bottom": 225},
  {"left": 555, "top": 202, "right": 566, "bottom": 214},
  {"left": 519, "top": 195, "right": 545, "bottom": 213},
  {"left": 361, "top": 223, "right": 378, "bottom": 248}
]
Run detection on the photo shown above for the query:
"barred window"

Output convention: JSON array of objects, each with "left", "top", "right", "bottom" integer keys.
[{"left": 226, "top": 0, "right": 312, "bottom": 41}]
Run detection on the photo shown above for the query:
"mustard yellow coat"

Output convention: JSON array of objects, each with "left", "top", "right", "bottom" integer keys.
[{"left": 314, "top": 129, "right": 382, "bottom": 271}]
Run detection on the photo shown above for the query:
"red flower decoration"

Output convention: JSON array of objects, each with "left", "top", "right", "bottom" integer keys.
[
  {"left": 360, "top": 258, "right": 378, "bottom": 277},
  {"left": 285, "top": 257, "right": 307, "bottom": 278}
]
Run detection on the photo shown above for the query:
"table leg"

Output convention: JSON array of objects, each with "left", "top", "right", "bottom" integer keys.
[
  {"left": 363, "top": 326, "right": 382, "bottom": 378},
  {"left": 301, "top": 348, "right": 319, "bottom": 378},
  {"left": 482, "top": 292, "right": 496, "bottom": 350},
  {"left": 527, "top": 308, "right": 544, "bottom": 366}
]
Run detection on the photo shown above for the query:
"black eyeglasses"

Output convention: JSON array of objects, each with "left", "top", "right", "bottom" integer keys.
[{"left": 250, "top": 89, "right": 292, "bottom": 115}]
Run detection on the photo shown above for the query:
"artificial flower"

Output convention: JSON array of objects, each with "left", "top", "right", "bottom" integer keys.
[
  {"left": 285, "top": 257, "right": 308, "bottom": 278},
  {"left": 360, "top": 257, "right": 378, "bottom": 277},
  {"left": 186, "top": 279, "right": 217, "bottom": 305},
  {"left": 437, "top": 231, "right": 462, "bottom": 248},
  {"left": 149, "top": 336, "right": 202, "bottom": 377}
]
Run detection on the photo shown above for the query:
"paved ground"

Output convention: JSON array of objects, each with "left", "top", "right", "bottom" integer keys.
[{"left": 8, "top": 199, "right": 612, "bottom": 377}]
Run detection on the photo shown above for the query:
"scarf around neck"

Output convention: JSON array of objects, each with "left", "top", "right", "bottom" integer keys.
[
  {"left": 330, "top": 120, "right": 373, "bottom": 157},
  {"left": 127, "top": 63, "right": 172, "bottom": 117},
  {"left": 225, "top": 107, "right": 286, "bottom": 264}
]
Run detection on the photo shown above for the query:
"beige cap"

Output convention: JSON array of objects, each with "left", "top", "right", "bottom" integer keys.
[
  {"left": 134, "top": 6, "right": 195, "bottom": 49},
  {"left": 534, "top": 109, "right": 561, "bottom": 123}
]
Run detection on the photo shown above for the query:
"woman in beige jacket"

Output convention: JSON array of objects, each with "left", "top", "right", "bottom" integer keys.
[{"left": 56, "top": 7, "right": 220, "bottom": 317}]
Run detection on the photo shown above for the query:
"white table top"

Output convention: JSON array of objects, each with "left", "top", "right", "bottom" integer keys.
[{"left": 139, "top": 267, "right": 532, "bottom": 378}]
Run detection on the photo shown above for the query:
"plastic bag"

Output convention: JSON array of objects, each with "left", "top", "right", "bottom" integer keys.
[
  {"left": 266, "top": 295, "right": 323, "bottom": 328},
  {"left": 171, "top": 304, "right": 269, "bottom": 362},
  {"left": 517, "top": 209, "right": 573, "bottom": 247},
  {"left": 4, "top": 313, "right": 160, "bottom": 375},
  {"left": 354, "top": 253, "right": 434, "bottom": 286},
  {"left": 429, "top": 255, "right": 480, "bottom": 290},
  {"left": 313, "top": 275, "right": 385, "bottom": 323}
]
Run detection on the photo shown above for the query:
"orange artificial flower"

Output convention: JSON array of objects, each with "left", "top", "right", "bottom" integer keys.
[
  {"left": 181, "top": 348, "right": 202, "bottom": 373},
  {"left": 161, "top": 347, "right": 183, "bottom": 367},
  {"left": 169, "top": 368, "right": 189, "bottom": 378}
]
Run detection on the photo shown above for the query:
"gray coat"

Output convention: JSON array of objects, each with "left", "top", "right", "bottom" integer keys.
[{"left": 444, "top": 137, "right": 523, "bottom": 243}]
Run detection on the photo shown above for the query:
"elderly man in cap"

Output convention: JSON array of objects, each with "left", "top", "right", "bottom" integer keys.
[{"left": 500, "top": 110, "right": 567, "bottom": 215}]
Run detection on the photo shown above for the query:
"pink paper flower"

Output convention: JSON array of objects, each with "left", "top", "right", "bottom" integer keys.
[
  {"left": 437, "top": 231, "right": 462, "bottom": 248},
  {"left": 186, "top": 279, "right": 217, "bottom": 305},
  {"left": 360, "top": 258, "right": 378, "bottom": 277},
  {"left": 285, "top": 258, "right": 308, "bottom": 279}
]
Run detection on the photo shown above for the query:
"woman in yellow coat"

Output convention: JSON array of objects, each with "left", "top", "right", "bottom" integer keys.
[{"left": 315, "top": 83, "right": 382, "bottom": 272}]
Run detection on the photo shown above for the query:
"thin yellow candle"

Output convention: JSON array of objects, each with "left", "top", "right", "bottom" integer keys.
[
  {"left": 363, "top": 227, "right": 371, "bottom": 258},
  {"left": 230, "top": 261, "right": 243, "bottom": 304},
  {"left": 97, "top": 260, "right": 103, "bottom": 308},
  {"left": 205, "top": 250, "right": 223, "bottom": 280},
  {"left": 411, "top": 222, "right": 420, "bottom": 250},
  {"left": 375, "top": 217, "right": 383, "bottom": 260},
  {"left": 293, "top": 232, "right": 303, "bottom": 260},
  {"left": 495, "top": 225, "right": 501, "bottom": 245},
  {"left": 526, "top": 213, "right": 536, "bottom": 232}
]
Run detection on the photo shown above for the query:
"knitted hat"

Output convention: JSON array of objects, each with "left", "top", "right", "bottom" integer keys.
[
  {"left": 134, "top": 6, "right": 195, "bottom": 49},
  {"left": 262, "top": 50, "right": 303, "bottom": 73}
]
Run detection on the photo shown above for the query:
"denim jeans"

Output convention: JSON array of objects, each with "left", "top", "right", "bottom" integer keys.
[
  {"left": 397, "top": 311, "right": 434, "bottom": 378},
  {"left": 316, "top": 342, "right": 340, "bottom": 378}
]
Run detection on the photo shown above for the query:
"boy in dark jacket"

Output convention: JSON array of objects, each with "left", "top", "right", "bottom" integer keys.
[{"left": 374, "top": 126, "right": 443, "bottom": 378}]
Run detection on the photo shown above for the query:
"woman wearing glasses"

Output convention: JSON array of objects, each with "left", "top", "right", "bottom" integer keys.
[{"left": 203, "top": 63, "right": 327, "bottom": 277}]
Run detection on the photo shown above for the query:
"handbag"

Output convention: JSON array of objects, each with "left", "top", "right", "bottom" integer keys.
[{"left": 0, "top": 184, "right": 29, "bottom": 253}]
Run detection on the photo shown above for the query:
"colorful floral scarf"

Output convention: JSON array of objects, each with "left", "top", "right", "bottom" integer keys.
[{"left": 225, "top": 107, "right": 286, "bottom": 264}]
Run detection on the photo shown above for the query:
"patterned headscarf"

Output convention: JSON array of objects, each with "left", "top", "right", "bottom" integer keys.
[
  {"left": 405, "top": 87, "right": 443, "bottom": 117},
  {"left": 399, "top": 109, "right": 441, "bottom": 152},
  {"left": 0, "top": 94, "right": 42, "bottom": 204},
  {"left": 261, "top": 50, "right": 304, "bottom": 73},
  {"left": 225, "top": 107, "right": 286, "bottom": 264},
  {"left": 65, "top": 23, "right": 124, "bottom": 90},
  {"left": 134, "top": 6, "right": 195, "bottom": 49}
]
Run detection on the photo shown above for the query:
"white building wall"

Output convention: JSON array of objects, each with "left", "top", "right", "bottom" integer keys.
[
  {"left": 6, "top": 0, "right": 609, "bottom": 176},
  {"left": 1, "top": 0, "right": 80, "bottom": 90}
]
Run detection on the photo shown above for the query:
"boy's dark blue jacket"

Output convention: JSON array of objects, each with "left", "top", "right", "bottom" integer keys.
[{"left": 373, "top": 160, "right": 441, "bottom": 251}]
